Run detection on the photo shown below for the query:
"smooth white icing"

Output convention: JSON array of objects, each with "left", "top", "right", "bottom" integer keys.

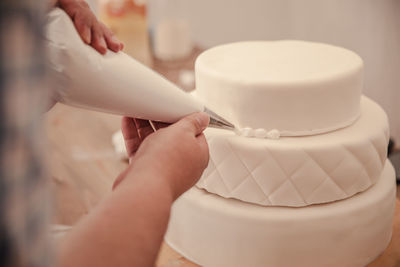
[
  {"left": 166, "top": 161, "right": 396, "bottom": 267},
  {"left": 46, "top": 8, "right": 203, "bottom": 123},
  {"left": 197, "top": 97, "right": 389, "bottom": 207},
  {"left": 195, "top": 41, "right": 363, "bottom": 136}
]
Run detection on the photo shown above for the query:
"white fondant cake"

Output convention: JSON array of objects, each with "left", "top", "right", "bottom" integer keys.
[
  {"left": 165, "top": 41, "right": 395, "bottom": 266},
  {"left": 195, "top": 41, "right": 363, "bottom": 136},
  {"left": 166, "top": 161, "right": 396, "bottom": 267},
  {"left": 197, "top": 97, "right": 389, "bottom": 207}
]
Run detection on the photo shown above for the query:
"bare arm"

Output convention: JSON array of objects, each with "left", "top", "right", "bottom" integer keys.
[
  {"left": 57, "top": 113, "right": 210, "bottom": 267},
  {"left": 57, "top": 167, "right": 174, "bottom": 267}
]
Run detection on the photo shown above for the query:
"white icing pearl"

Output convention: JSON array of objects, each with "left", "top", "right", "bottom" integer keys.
[
  {"left": 266, "top": 129, "right": 281, "bottom": 139},
  {"left": 239, "top": 127, "right": 253, "bottom": 137},
  {"left": 237, "top": 127, "right": 280, "bottom": 139},
  {"left": 254, "top": 128, "right": 268, "bottom": 138}
]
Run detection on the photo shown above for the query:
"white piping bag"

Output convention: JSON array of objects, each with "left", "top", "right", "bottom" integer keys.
[{"left": 45, "top": 8, "right": 206, "bottom": 124}]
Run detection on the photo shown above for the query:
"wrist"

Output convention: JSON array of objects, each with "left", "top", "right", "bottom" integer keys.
[{"left": 115, "top": 161, "right": 176, "bottom": 203}]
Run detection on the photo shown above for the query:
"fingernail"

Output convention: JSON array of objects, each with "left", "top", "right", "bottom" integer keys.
[
  {"left": 112, "top": 36, "right": 124, "bottom": 51},
  {"left": 196, "top": 112, "right": 210, "bottom": 131},
  {"left": 111, "top": 35, "right": 120, "bottom": 44},
  {"left": 100, "top": 37, "right": 107, "bottom": 49},
  {"left": 83, "top": 29, "right": 91, "bottom": 44}
]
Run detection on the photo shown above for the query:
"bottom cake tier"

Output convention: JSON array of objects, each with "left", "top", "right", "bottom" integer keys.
[{"left": 165, "top": 161, "right": 396, "bottom": 267}]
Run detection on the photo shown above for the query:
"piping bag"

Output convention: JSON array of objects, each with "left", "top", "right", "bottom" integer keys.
[{"left": 45, "top": 8, "right": 234, "bottom": 130}]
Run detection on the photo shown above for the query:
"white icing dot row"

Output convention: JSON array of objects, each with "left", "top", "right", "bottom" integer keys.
[{"left": 238, "top": 127, "right": 281, "bottom": 139}]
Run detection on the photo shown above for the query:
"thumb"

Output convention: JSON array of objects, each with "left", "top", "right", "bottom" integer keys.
[{"left": 173, "top": 112, "right": 210, "bottom": 136}]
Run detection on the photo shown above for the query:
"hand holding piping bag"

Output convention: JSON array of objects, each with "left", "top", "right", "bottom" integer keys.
[
  {"left": 50, "top": 1, "right": 211, "bottom": 194},
  {"left": 46, "top": 6, "right": 234, "bottom": 129},
  {"left": 51, "top": 3, "right": 212, "bottom": 267},
  {"left": 113, "top": 113, "right": 210, "bottom": 199},
  {"left": 56, "top": 0, "right": 124, "bottom": 53}
]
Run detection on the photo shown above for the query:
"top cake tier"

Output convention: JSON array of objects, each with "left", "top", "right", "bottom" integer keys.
[{"left": 195, "top": 41, "right": 363, "bottom": 136}]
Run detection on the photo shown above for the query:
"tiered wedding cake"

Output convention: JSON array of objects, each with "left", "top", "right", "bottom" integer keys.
[{"left": 165, "top": 41, "right": 396, "bottom": 267}]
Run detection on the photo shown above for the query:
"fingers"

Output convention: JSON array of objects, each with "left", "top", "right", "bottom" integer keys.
[
  {"left": 91, "top": 24, "right": 107, "bottom": 54},
  {"left": 196, "top": 133, "right": 209, "bottom": 152},
  {"left": 153, "top": 121, "right": 170, "bottom": 130},
  {"left": 121, "top": 117, "right": 138, "bottom": 140},
  {"left": 121, "top": 118, "right": 158, "bottom": 159},
  {"left": 112, "top": 166, "right": 130, "bottom": 190},
  {"left": 74, "top": 15, "right": 92, "bottom": 44},
  {"left": 61, "top": 1, "right": 93, "bottom": 45},
  {"left": 196, "top": 133, "right": 210, "bottom": 167},
  {"left": 102, "top": 23, "right": 123, "bottom": 52},
  {"left": 64, "top": 1, "right": 123, "bottom": 54},
  {"left": 121, "top": 117, "right": 141, "bottom": 158},
  {"left": 134, "top": 119, "right": 155, "bottom": 140},
  {"left": 173, "top": 112, "right": 210, "bottom": 136}
]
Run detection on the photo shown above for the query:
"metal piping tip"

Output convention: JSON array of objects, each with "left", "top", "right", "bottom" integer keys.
[{"left": 204, "top": 107, "right": 236, "bottom": 131}]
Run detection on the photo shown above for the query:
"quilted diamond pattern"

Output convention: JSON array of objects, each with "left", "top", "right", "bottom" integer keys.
[{"left": 196, "top": 126, "right": 388, "bottom": 207}]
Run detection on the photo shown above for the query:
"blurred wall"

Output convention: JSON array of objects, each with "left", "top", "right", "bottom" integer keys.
[{"left": 174, "top": 0, "right": 400, "bottom": 143}]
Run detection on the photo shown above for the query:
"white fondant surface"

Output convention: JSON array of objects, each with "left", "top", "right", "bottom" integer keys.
[
  {"left": 195, "top": 40, "right": 363, "bottom": 135},
  {"left": 197, "top": 97, "right": 389, "bottom": 207},
  {"left": 166, "top": 161, "right": 396, "bottom": 267}
]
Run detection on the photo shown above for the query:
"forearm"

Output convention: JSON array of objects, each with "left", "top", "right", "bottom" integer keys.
[{"left": 57, "top": 167, "right": 174, "bottom": 267}]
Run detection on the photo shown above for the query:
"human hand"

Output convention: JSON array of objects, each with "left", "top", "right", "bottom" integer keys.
[
  {"left": 58, "top": 0, "right": 123, "bottom": 54},
  {"left": 59, "top": 113, "right": 209, "bottom": 267},
  {"left": 113, "top": 113, "right": 210, "bottom": 200}
]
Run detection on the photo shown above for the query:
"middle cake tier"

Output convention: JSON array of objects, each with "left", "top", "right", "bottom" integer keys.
[{"left": 197, "top": 96, "right": 389, "bottom": 207}]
